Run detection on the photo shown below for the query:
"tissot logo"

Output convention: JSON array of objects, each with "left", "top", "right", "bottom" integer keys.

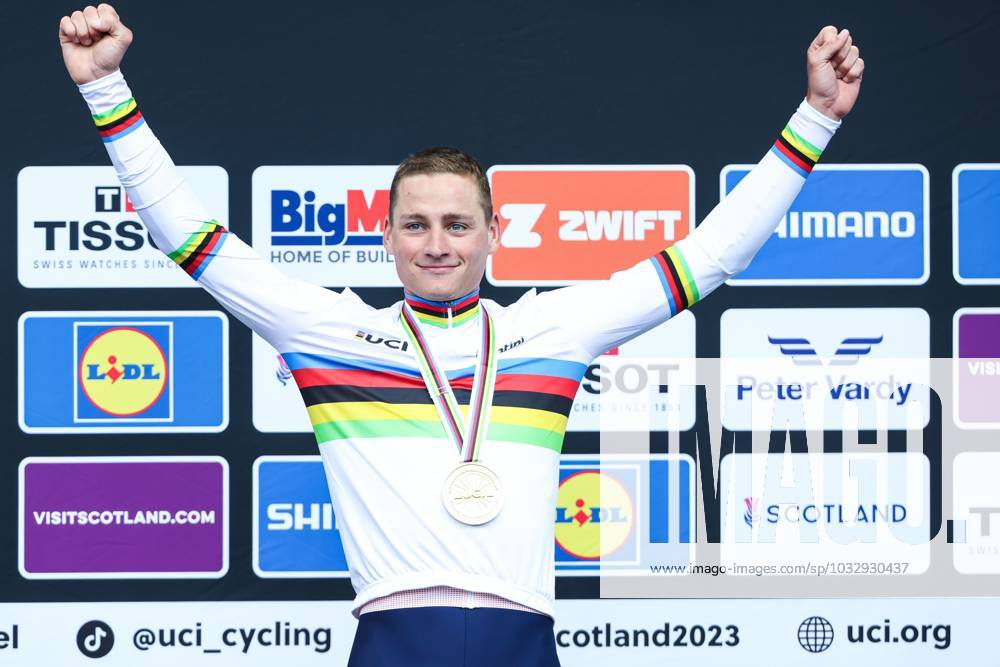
[{"left": 18, "top": 166, "right": 228, "bottom": 288}]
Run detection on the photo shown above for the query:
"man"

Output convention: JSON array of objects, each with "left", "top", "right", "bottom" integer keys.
[{"left": 59, "top": 5, "right": 862, "bottom": 666}]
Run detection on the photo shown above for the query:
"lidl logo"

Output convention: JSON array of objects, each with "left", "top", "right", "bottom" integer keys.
[
  {"left": 556, "top": 455, "right": 694, "bottom": 575},
  {"left": 78, "top": 326, "right": 168, "bottom": 418},
  {"left": 555, "top": 470, "right": 634, "bottom": 560},
  {"left": 487, "top": 166, "right": 694, "bottom": 285},
  {"left": 19, "top": 312, "right": 227, "bottom": 433},
  {"left": 721, "top": 164, "right": 928, "bottom": 285},
  {"left": 252, "top": 166, "right": 400, "bottom": 287}
]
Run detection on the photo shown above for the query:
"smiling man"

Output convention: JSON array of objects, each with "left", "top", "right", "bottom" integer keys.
[{"left": 60, "top": 4, "right": 863, "bottom": 666}]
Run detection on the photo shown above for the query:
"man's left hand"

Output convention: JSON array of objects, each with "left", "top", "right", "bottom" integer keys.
[{"left": 806, "top": 25, "right": 864, "bottom": 120}]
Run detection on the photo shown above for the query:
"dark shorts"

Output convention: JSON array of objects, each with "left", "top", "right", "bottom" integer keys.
[{"left": 347, "top": 606, "right": 562, "bottom": 667}]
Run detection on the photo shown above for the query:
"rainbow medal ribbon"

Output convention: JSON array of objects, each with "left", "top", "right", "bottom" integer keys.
[{"left": 399, "top": 301, "right": 502, "bottom": 526}]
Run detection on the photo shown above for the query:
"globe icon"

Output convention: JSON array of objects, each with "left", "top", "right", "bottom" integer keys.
[{"left": 798, "top": 616, "right": 834, "bottom": 653}]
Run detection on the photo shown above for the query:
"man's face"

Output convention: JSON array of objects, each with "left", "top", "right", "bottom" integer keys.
[{"left": 384, "top": 172, "right": 499, "bottom": 301}]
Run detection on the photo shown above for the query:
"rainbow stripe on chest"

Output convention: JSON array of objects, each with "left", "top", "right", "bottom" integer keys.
[{"left": 282, "top": 352, "right": 586, "bottom": 452}]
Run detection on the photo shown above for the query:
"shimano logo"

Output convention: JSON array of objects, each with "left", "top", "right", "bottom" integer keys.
[{"left": 775, "top": 210, "right": 916, "bottom": 239}]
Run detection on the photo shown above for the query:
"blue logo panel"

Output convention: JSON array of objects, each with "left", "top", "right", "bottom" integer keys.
[
  {"left": 722, "top": 165, "right": 928, "bottom": 284},
  {"left": 255, "top": 458, "right": 349, "bottom": 576},
  {"left": 555, "top": 455, "right": 694, "bottom": 574},
  {"left": 954, "top": 165, "right": 1000, "bottom": 283},
  {"left": 19, "top": 312, "right": 226, "bottom": 433}
]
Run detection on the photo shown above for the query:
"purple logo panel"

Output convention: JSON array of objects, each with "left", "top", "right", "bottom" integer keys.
[
  {"left": 20, "top": 458, "right": 228, "bottom": 578},
  {"left": 956, "top": 310, "right": 1000, "bottom": 426}
]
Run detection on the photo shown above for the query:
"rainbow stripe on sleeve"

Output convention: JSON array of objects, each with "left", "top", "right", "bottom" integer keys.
[
  {"left": 649, "top": 246, "right": 699, "bottom": 316},
  {"left": 770, "top": 125, "right": 822, "bottom": 177},
  {"left": 167, "top": 220, "right": 229, "bottom": 280},
  {"left": 92, "top": 98, "right": 145, "bottom": 142}
]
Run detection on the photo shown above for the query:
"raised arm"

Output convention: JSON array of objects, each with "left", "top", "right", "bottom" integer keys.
[
  {"left": 60, "top": 4, "right": 341, "bottom": 350},
  {"left": 535, "top": 26, "right": 865, "bottom": 360}
]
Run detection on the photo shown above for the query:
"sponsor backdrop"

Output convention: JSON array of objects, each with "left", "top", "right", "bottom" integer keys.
[{"left": 4, "top": 1, "right": 1000, "bottom": 665}]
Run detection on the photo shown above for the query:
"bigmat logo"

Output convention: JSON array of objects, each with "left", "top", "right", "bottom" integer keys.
[
  {"left": 487, "top": 166, "right": 694, "bottom": 285},
  {"left": 252, "top": 166, "right": 399, "bottom": 287},
  {"left": 19, "top": 457, "right": 228, "bottom": 578},
  {"left": 721, "top": 164, "right": 928, "bottom": 285},
  {"left": 19, "top": 312, "right": 227, "bottom": 433},
  {"left": 253, "top": 457, "right": 350, "bottom": 577},
  {"left": 953, "top": 164, "right": 1000, "bottom": 284},
  {"left": 556, "top": 455, "right": 694, "bottom": 575},
  {"left": 953, "top": 308, "right": 1000, "bottom": 428},
  {"left": 18, "top": 166, "right": 228, "bottom": 288}
]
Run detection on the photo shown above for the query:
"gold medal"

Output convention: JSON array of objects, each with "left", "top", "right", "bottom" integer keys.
[
  {"left": 441, "top": 462, "right": 503, "bottom": 525},
  {"left": 400, "top": 300, "right": 502, "bottom": 526}
]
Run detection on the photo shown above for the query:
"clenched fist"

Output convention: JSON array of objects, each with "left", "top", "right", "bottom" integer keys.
[
  {"left": 59, "top": 4, "right": 132, "bottom": 85},
  {"left": 805, "top": 26, "right": 865, "bottom": 120}
]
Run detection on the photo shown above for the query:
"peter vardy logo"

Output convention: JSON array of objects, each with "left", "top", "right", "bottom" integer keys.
[
  {"left": 18, "top": 166, "right": 228, "bottom": 288},
  {"left": 253, "top": 166, "right": 399, "bottom": 287},
  {"left": 768, "top": 335, "right": 883, "bottom": 366},
  {"left": 19, "top": 312, "right": 227, "bottom": 433},
  {"left": 721, "top": 308, "right": 929, "bottom": 431},
  {"left": 721, "top": 164, "right": 928, "bottom": 285},
  {"left": 798, "top": 616, "right": 834, "bottom": 653}
]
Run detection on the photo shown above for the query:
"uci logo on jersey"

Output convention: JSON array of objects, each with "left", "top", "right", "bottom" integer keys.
[
  {"left": 486, "top": 166, "right": 694, "bottom": 285},
  {"left": 78, "top": 325, "right": 169, "bottom": 418}
]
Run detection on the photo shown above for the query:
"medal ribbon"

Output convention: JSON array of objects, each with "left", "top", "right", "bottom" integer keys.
[{"left": 399, "top": 302, "right": 497, "bottom": 462}]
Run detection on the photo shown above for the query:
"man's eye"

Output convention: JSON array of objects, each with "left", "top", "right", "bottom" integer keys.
[
  {"left": 449, "top": 223, "right": 468, "bottom": 231},
  {"left": 405, "top": 223, "right": 423, "bottom": 231}
]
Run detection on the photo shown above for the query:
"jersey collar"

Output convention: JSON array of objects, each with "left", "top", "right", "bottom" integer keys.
[{"left": 403, "top": 289, "right": 480, "bottom": 329}]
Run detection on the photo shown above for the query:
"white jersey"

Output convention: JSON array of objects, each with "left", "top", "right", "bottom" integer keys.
[{"left": 79, "top": 70, "right": 838, "bottom": 617}]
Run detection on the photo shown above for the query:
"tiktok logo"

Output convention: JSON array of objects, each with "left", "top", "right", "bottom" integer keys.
[{"left": 76, "top": 620, "right": 114, "bottom": 658}]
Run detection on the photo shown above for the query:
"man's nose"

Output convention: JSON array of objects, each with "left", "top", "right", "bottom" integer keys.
[{"left": 422, "top": 227, "right": 450, "bottom": 257}]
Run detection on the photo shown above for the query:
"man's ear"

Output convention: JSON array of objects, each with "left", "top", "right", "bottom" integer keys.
[
  {"left": 487, "top": 212, "right": 501, "bottom": 254},
  {"left": 383, "top": 218, "right": 394, "bottom": 254}
]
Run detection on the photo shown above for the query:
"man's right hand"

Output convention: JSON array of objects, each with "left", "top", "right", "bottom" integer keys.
[{"left": 59, "top": 3, "right": 132, "bottom": 85}]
